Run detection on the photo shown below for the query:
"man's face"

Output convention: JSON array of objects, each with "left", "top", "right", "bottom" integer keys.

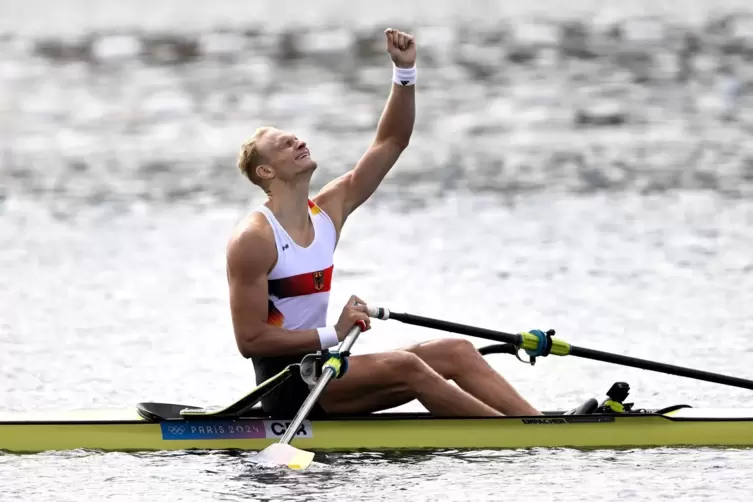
[{"left": 257, "top": 128, "right": 316, "bottom": 183}]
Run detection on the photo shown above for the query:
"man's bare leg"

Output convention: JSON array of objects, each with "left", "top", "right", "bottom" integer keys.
[
  {"left": 401, "top": 338, "right": 542, "bottom": 416},
  {"left": 318, "top": 351, "right": 502, "bottom": 417}
]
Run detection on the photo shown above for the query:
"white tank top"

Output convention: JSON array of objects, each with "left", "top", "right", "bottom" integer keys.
[{"left": 254, "top": 200, "right": 337, "bottom": 331}]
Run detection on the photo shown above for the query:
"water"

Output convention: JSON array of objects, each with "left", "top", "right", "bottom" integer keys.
[{"left": 2, "top": 0, "right": 753, "bottom": 500}]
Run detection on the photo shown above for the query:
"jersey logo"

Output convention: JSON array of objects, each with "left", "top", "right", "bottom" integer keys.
[
  {"left": 268, "top": 264, "right": 334, "bottom": 299},
  {"left": 312, "top": 271, "right": 325, "bottom": 291}
]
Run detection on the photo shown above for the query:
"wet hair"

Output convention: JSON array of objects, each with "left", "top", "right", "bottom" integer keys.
[{"left": 237, "top": 127, "right": 272, "bottom": 193}]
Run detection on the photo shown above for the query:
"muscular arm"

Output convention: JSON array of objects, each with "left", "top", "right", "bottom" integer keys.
[
  {"left": 227, "top": 217, "right": 322, "bottom": 358},
  {"left": 316, "top": 81, "right": 415, "bottom": 230}
]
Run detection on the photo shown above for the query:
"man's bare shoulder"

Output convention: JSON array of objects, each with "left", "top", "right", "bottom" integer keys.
[
  {"left": 312, "top": 176, "right": 349, "bottom": 232},
  {"left": 226, "top": 211, "right": 276, "bottom": 275}
]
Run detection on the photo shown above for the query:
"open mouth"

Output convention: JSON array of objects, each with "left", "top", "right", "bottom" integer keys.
[{"left": 295, "top": 150, "right": 310, "bottom": 161}]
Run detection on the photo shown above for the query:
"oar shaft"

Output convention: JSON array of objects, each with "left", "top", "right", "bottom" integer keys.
[
  {"left": 278, "top": 322, "right": 364, "bottom": 445},
  {"left": 375, "top": 310, "right": 523, "bottom": 346},
  {"left": 278, "top": 370, "right": 332, "bottom": 444},
  {"left": 368, "top": 307, "right": 753, "bottom": 391},
  {"left": 570, "top": 345, "right": 753, "bottom": 390}
]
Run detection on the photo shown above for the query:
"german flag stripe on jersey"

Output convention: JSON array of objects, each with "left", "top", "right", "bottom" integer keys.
[
  {"left": 267, "top": 300, "right": 284, "bottom": 326},
  {"left": 268, "top": 264, "right": 333, "bottom": 299},
  {"left": 307, "top": 199, "right": 321, "bottom": 215}
]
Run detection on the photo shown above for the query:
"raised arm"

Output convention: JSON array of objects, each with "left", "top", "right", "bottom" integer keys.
[
  {"left": 226, "top": 215, "right": 370, "bottom": 358},
  {"left": 315, "top": 29, "right": 417, "bottom": 229}
]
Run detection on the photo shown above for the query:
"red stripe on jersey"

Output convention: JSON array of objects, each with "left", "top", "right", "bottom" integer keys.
[{"left": 268, "top": 265, "right": 333, "bottom": 299}]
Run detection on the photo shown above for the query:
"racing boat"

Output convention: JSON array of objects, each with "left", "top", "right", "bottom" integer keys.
[
  {"left": 3, "top": 308, "right": 752, "bottom": 470},
  {"left": 2, "top": 369, "right": 752, "bottom": 455}
]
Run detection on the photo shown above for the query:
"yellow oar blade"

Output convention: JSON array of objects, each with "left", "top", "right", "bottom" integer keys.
[{"left": 252, "top": 443, "right": 315, "bottom": 470}]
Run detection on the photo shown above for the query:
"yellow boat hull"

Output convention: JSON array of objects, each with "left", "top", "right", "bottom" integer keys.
[{"left": 2, "top": 407, "right": 753, "bottom": 454}]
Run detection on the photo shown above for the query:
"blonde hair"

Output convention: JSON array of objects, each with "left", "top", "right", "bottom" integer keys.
[{"left": 237, "top": 127, "right": 272, "bottom": 192}]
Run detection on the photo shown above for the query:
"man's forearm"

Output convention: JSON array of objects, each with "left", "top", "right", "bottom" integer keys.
[
  {"left": 236, "top": 324, "right": 323, "bottom": 359},
  {"left": 374, "top": 82, "right": 415, "bottom": 148}
]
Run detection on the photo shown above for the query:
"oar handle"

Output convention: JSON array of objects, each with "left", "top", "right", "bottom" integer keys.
[
  {"left": 338, "top": 320, "right": 367, "bottom": 353},
  {"left": 367, "top": 306, "right": 391, "bottom": 320}
]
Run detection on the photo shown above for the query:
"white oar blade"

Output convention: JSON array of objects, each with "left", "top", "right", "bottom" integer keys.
[{"left": 252, "top": 443, "right": 315, "bottom": 470}]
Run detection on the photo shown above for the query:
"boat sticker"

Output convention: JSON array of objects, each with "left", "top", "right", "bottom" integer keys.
[
  {"left": 521, "top": 416, "right": 615, "bottom": 425},
  {"left": 521, "top": 418, "right": 567, "bottom": 425},
  {"left": 160, "top": 420, "right": 313, "bottom": 440},
  {"left": 264, "top": 420, "right": 314, "bottom": 439}
]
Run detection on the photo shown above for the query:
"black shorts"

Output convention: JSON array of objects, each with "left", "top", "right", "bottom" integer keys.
[{"left": 260, "top": 365, "right": 330, "bottom": 420}]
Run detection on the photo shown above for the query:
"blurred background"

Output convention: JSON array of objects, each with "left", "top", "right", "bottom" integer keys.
[
  {"left": 2, "top": 1, "right": 753, "bottom": 500},
  {"left": 2, "top": 0, "right": 752, "bottom": 205}
]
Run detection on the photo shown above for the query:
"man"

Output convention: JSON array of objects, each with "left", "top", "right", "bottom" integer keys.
[{"left": 226, "top": 28, "right": 541, "bottom": 418}]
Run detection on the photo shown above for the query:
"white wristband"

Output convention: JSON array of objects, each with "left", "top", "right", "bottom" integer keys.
[
  {"left": 317, "top": 326, "right": 339, "bottom": 350},
  {"left": 393, "top": 64, "right": 417, "bottom": 86}
]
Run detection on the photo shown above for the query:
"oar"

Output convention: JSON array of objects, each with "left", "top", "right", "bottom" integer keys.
[
  {"left": 251, "top": 320, "right": 367, "bottom": 470},
  {"left": 367, "top": 307, "right": 753, "bottom": 391}
]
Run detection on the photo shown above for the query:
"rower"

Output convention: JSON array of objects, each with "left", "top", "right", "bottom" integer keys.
[{"left": 226, "top": 28, "right": 543, "bottom": 419}]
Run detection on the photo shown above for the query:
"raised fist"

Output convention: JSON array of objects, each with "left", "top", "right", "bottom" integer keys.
[{"left": 384, "top": 28, "right": 416, "bottom": 68}]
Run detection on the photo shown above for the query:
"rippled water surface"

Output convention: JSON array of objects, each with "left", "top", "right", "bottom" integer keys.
[
  {"left": 2, "top": 0, "right": 753, "bottom": 500},
  {"left": 3, "top": 447, "right": 753, "bottom": 501}
]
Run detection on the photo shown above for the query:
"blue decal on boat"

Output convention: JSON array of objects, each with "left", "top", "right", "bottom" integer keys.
[{"left": 161, "top": 420, "right": 266, "bottom": 440}]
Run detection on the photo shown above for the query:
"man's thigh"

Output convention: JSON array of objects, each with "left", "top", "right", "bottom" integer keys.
[{"left": 318, "top": 351, "right": 415, "bottom": 415}]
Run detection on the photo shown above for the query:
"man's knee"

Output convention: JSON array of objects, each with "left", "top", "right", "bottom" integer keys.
[
  {"left": 419, "top": 338, "right": 478, "bottom": 361},
  {"left": 386, "top": 351, "right": 427, "bottom": 380},
  {"left": 441, "top": 337, "right": 476, "bottom": 354}
]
